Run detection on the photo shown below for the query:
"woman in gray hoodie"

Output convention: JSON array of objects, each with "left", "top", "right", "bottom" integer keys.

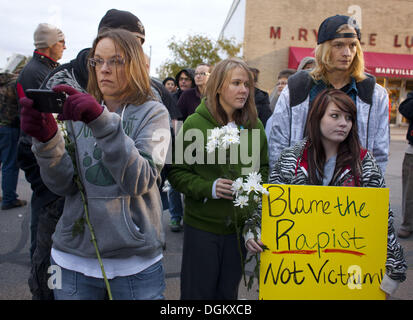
[{"left": 19, "top": 29, "right": 171, "bottom": 300}]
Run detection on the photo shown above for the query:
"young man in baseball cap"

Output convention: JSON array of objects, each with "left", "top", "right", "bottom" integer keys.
[
  {"left": 266, "top": 14, "right": 407, "bottom": 298},
  {"left": 267, "top": 14, "right": 390, "bottom": 175}
]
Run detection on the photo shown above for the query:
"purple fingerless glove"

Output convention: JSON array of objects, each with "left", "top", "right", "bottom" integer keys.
[{"left": 53, "top": 85, "right": 104, "bottom": 124}]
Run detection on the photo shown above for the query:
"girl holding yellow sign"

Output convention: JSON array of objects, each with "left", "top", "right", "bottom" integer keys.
[{"left": 245, "top": 89, "right": 407, "bottom": 297}]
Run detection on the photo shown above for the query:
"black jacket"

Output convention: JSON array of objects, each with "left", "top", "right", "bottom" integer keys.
[
  {"left": 16, "top": 50, "right": 60, "bottom": 209},
  {"left": 172, "top": 68, "right": 195, "bottom": 108},
  {"left": 151, "top": 77, "right": 182, "bottom": 120},
  {"left": 41, "top": 48, "right": 89, "bottom": 91},
  {"left": 18, "top": 51, "right": 59, "bottom": 93},
  {"left": 254, "top": 87, "right": 272, "bottom": 127},
  {"left": 399, "top": 91, "right": 413, "bottom": 145}
]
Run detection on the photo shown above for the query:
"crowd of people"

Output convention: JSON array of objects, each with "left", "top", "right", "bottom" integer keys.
[{"left": 0, "top": 9, "right": 410, "bottom": 300}]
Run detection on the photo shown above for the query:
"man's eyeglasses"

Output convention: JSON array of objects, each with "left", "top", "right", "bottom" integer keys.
[
  {"left": 195, "top": 72, "right": 210, "bottom": 77},
  {"left": 179, "top": 76, "right": 191, "bottom": 82},
  {"left": 88, "top": 57, "right": 125, "bottom": 69}
]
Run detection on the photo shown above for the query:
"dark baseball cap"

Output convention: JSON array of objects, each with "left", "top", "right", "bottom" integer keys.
[
  {"left": 98, "top": 9, "right": 145, "bottom": 44},
  {"left": 317, "top": 15, "right": 361, "bottom": 44}
]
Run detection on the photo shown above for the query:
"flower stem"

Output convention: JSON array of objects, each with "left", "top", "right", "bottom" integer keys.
[
  {"left": 226, "top": 161, "right": 248, "bottom": 287},
  {"left": 75, "top": 179, "right": 113, "bottom": 300},
  {"left": 60, "top": 121, "right": 113, "bottom": 300},
  {"left": 233, "top": 207, "right": 247, "bottom": 287}
]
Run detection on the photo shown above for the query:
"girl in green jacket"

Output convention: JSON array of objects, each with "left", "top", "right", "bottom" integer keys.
[{"left": 168, "top": 58, "right": 269, "bottom": 299}]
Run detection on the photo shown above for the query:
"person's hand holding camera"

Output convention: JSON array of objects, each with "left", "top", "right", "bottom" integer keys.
[
  {"left": 17, "top": 83, "right": 58, "bottom": 143},
  {"left": 53, "top": 85, "right": 104, "bottom": 124}
]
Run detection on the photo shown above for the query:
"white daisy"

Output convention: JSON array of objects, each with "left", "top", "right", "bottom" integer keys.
[
  {"left": 220, "top": 134, "right": 240, "bottom": 149},
  {"left": 231, "top": 177, "right": 244, "bottom": 196},
  {"left": 234, "top": 195, "right": 249, "bottom": 208},
  {"left": 243, "top": 180, "right": 261, "bottom": 195},
  {"left": 209, "top": 127, "right": 222, "bottom": 140},
  {"left": 206, "top": 138, "right": 218, "bottom": 153},
  {"left": 223, "top": 125, "right": 240, "bottom": 137},
  {"left": 247, "top": 172, "right": 262, "bottom": 185}
]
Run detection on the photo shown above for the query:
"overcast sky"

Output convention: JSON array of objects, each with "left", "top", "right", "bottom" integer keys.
[{"left": 0, "top": 0, "right": 233, "bottom": 77}]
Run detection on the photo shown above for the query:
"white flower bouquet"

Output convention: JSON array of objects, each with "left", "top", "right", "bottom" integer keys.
[
  {"left": 206, "top": 124, "right": 267, "bottom": 290},
  {"left": 206, "top": 125, "right": 240, "bottom": 153},
  {"left": 232, "top": 172, "right": 269, "bottom": 209},
  {"left": 232, "top": 171, "right": 269, "bottom": 290}
]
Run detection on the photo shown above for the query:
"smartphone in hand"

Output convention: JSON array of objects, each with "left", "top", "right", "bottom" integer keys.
[{"left": 26, "top": 89, "right": 66, "bottom": 113}]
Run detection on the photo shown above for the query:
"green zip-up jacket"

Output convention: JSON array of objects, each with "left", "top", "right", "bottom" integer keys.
[{"left": 168, "top": 99, "right": 268, "bottom": 235}]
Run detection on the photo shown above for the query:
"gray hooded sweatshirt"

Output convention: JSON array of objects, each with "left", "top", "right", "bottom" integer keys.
[{"left": 32, "top": 101, "right": 171, "bottom": 259}]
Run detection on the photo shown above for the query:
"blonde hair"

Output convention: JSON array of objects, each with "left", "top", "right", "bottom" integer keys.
[
  {"left": 87, "top": 28, "right": 154, "bottom": 106},
  {"left": 204, "top": 58, "right": 257, "bottom": 129},
  {"left": 310, "top": 25, "right": 367, "bottom": 83}
]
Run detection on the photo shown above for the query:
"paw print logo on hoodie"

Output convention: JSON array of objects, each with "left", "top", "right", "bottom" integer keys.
[{"left": 83, "top": 145, "right": 116, "bottom": 186}]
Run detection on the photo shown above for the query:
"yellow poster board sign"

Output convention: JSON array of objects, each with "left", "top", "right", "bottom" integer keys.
[{"left": 259, "top": 184, "right": 389, "bottom": 300}]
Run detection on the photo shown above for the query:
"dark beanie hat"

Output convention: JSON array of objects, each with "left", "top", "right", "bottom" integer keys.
[
  {"left": 317, "top": 15, "right": 361, "bottom": 44},
  {"left": 98, "top": 9, "right": 145, "bottom": 44}
]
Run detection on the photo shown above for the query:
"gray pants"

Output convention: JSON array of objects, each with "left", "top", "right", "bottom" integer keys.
[{"left": 400, "top": 153, "right": 413, "bottom": 232}]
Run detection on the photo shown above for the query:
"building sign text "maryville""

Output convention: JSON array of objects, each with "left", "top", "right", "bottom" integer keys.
[{"left": 375, "top": 68, "right": 413, "bottom": 77}]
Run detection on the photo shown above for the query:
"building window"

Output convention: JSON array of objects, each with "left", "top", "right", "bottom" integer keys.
[
  {"left": 388, "top": 81, "right": 401, "bottom": 124},
  {"left": 377, "top": 78, "right": 402, "bottom": 124}
]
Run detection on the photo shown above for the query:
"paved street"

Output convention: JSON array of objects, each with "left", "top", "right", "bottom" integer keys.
[{"left": 0, "top": 126, "right": 412, "bottom": 300}]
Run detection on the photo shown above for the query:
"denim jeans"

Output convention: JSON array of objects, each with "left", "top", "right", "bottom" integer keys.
[
  {"left": 52, "top": 259, "right": 165, "bottom": 300},
  {"left": 167, "top": 187, "right": 183, "bottom": 222},
  {"left": 0, "top": 126, "right": 20, "bottom": 205}
]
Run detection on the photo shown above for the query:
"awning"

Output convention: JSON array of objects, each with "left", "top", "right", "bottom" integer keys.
[
  {"left": 288, "top": 47, "right": 315, "bottom": 70},
  {"left": 288, "top": 46, "right": 413, "bottom": 78}
]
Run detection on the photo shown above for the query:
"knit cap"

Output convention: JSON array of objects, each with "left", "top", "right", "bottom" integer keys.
[
  {"left": 34, "top": 23, "right": 65, "bottom": 49},
  {"left": 98, "top": 9, "right": 145, "bottom": 44}
]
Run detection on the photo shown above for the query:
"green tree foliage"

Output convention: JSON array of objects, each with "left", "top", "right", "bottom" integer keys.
[{"left": 156, "top": 34, "right": 242, "bottom": 80}]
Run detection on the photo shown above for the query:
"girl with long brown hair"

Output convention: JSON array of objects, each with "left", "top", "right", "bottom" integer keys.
[
  {"left": 19, "top": 29, "right": 170, "bottom": 300},
  {"left": 246, "top": 89, "right": 407, "bottom": 298},
  {"left": 305, "top": 88, "right": 361, "bottom": 186},
  {"left": 168, "top": 58, "right": 268, "bottom": 299}
]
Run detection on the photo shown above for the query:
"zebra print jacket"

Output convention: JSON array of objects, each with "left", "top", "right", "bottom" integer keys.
[{"left": 245, "top": 139, "right": 407, "bottom": 291}]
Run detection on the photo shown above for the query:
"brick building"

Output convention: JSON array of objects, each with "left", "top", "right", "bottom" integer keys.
[{"left": 220, "top": 0, "right": 413, "bottom": 125}]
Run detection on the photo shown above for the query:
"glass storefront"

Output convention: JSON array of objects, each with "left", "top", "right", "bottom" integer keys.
[{"left": 376, "top": 78, "right": 411, "bottom": 125}]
